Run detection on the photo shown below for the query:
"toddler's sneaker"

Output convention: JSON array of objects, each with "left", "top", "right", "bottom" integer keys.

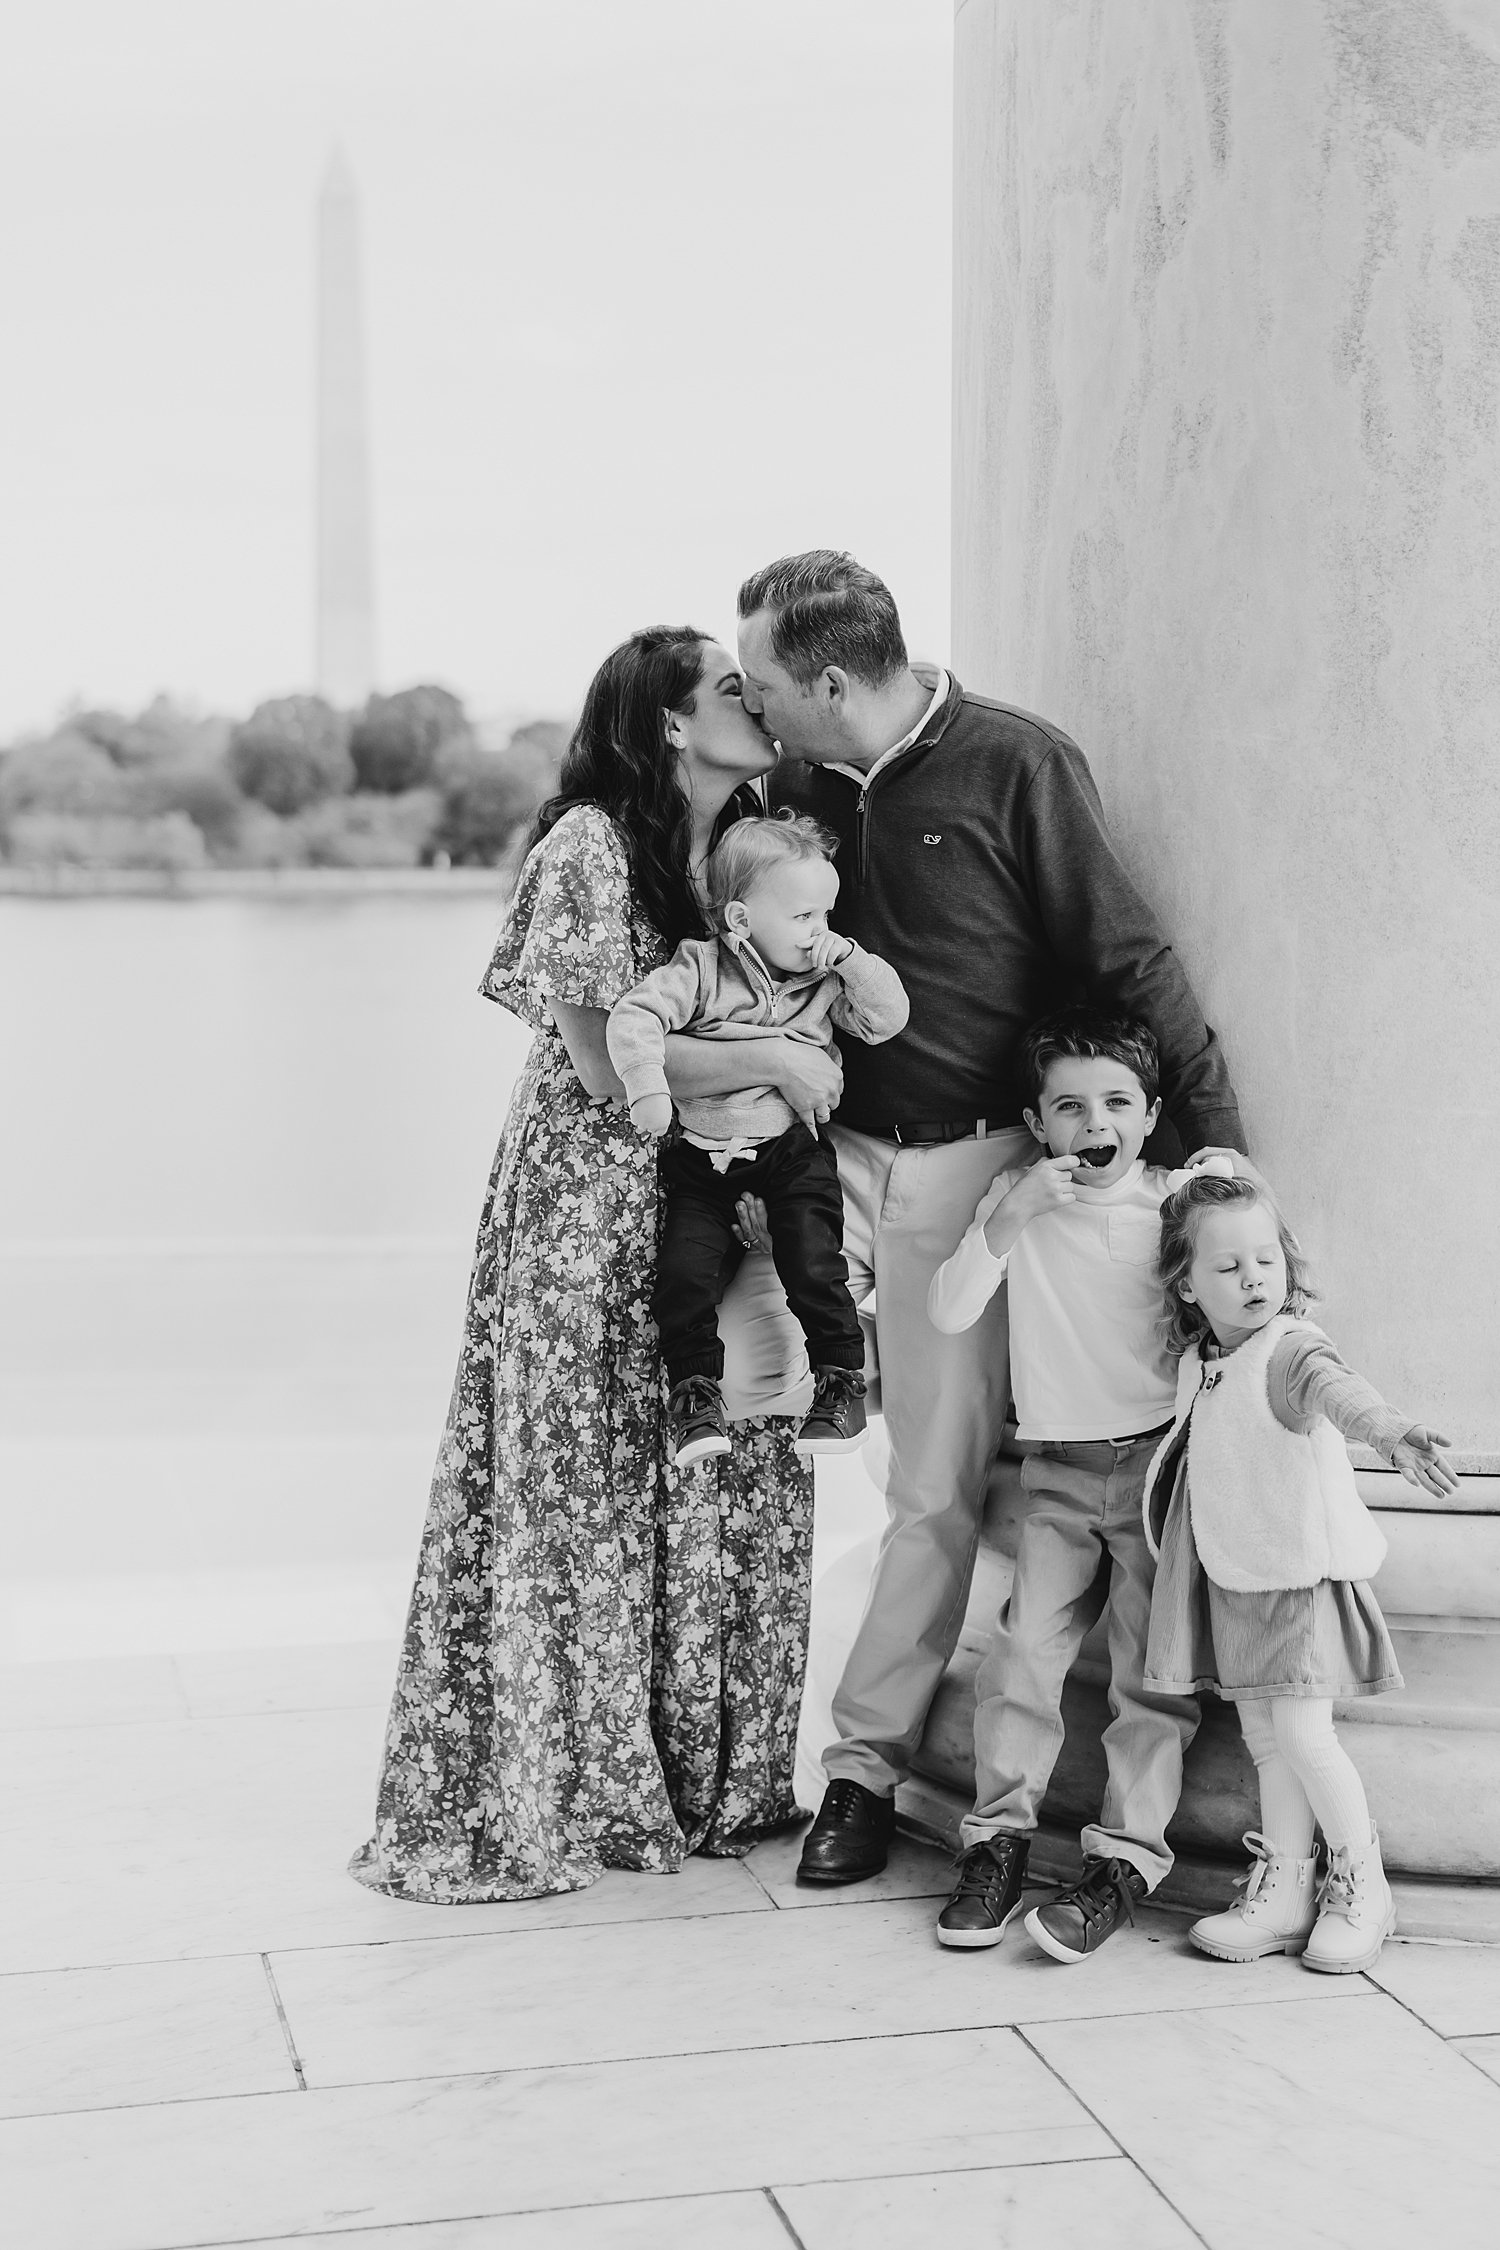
[
  {"left": 1302, "top": 1826, "right": 1396, "bottom": 1975},
  {"left": 667, "top": 1375, "right": 731, "bottom": 1467},
  {"left": 1189, "top": 1831, "right": 1318, "bottom": 1961},
  {"left": 794, "top": 1367, "right": 867, "bottom": 1457},
  {"left": 936, "top": 1834, "right": 1030, "bottom": 1949},
  {"left": 1025, "top": 1854, "right": 1148, "bottom": 1963}
]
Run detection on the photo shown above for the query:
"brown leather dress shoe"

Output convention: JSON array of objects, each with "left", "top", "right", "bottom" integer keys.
[{"left": 796, "top": 1778, "right": 896, "bottom": 1885}]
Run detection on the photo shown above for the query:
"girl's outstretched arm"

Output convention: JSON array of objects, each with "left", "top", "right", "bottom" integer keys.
[
  {"left": 1389, "top": 1428, "right": 1460, "bottom": 1499},
  {"left": 1270, "top": 1333, "right": 1459, "bottom": 1497}
]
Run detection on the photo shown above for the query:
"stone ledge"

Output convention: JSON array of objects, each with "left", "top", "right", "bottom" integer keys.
[{"left": 1355, "top": 1463, "right": 1500, "bottom": 1506}]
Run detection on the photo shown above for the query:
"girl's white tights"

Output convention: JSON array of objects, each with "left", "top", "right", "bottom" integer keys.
[{"left": 1236, "top": 1697, "right": 1373, "bottom": 1858}]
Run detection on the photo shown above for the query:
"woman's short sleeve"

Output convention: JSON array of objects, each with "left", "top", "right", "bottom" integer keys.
[{"left": 481, "top": 805, "right": 636, "bottom": 1022}]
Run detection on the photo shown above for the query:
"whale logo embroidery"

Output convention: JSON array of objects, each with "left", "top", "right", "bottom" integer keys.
[{"left": 923, "top": 833, "right": 942, "bottom": 845}]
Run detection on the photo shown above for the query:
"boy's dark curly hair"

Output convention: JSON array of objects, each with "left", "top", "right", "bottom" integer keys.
[{"left": 1019, "top": 1005, "right": 1161, "bottom": 1110}]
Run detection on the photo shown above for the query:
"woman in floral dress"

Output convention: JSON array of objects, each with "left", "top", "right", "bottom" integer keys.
[{"left": 351, "top": 627, "right": 831, "bottom": 1901}]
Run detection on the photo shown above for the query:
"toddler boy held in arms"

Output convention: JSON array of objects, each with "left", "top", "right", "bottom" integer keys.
[
  {"left": 928, "top": 1006, "right": 1243, "bottom": 1963},
  {"left": 607, "top": 814, "right": 907, "bottom": 1466}
]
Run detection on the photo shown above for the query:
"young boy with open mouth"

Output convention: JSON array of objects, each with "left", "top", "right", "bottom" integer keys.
[{"left": 927, "top": 1005, "right": 1246, "bottom": 1961}]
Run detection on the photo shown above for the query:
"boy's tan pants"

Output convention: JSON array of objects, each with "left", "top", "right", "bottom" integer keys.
[
  {"left": 719, "top": 1121, "right": 1034, "bottom": 1797},
  {"left": 962, "top": 1434, "right": 1200, "bottom": 1890}
]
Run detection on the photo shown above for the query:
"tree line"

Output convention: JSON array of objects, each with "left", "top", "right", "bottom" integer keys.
[{"left": 0, "top": 686, "right": 567, "bottom": 874}]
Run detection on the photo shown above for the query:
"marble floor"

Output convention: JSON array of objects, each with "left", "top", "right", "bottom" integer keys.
[
  {"left": 5, "top": 1625, "right": 1500, "bottom": 2250},
  {"left": 5, "top": 1244, "right": 1500, "bottom": 2247}
]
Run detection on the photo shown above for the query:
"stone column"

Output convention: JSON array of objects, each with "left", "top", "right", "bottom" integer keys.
[
  {"left": 316, "top": 149, "right": 376, "bottom": 708},
  {"left": 911, "top": 0, "right": 1500, "bottom": 1923}
]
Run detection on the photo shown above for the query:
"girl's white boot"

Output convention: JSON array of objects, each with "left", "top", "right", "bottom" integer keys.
[
  {"left": 1302, "top": 1826, "right": 1396, "bottom": 1975},
  {"left": 1189, "top": 1831, "right": 1319, "bottom": 1962}
]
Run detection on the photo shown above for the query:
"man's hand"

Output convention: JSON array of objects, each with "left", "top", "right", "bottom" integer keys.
[
  {"left": 630, "top": 1092, "right": 674, "bottom": 1139},
  {"left": 805, "top": 929, "right": 854, "bottom": 974},
  {"left": 769, "top": 1039, "right": 843, "bottom": 1133},
  {"left": 983, "top": 1155, "right": 1078, "bottom": 1254},
  {"left": 1391, "top": 1427, "right": 1459, "bottom": 1499}
]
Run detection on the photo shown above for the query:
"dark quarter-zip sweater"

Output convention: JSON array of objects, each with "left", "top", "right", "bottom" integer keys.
[{"left": 769, "top": 675, "right": 1246, "bottom": 1156}]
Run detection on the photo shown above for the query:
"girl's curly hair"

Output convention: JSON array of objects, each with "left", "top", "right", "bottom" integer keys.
[{"left": 1157, "top": 1173, "right": 1317, "bottom": 1358}]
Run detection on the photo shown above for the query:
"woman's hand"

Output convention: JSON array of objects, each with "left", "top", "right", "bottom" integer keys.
[
  {"left": 733, "top": 1193, "right": 774, "bottom": 1256},
  {"left": 1391, "top": 1427, "right": 1459, "bottom": 1499},
  {"left": 768, "top": 1039, "right": 843, "bottom": 1133}
]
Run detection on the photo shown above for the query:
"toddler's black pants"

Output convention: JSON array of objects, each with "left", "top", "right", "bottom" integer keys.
[{"left": 654, "top": 1123, "right": 865, "bottom": 1387}]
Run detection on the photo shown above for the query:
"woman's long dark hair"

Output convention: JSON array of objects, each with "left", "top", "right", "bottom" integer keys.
[{"left": 528, "top": 625, "right": 722, "bottom": 947}]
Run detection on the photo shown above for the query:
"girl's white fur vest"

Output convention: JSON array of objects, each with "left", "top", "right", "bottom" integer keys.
[{"left": 1142, "top": 1314, "right": 1387, "bottom": 1592}]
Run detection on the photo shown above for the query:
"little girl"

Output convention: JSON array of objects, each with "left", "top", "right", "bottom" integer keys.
[{"left": 1142, "top": 1173, "right": 1456, "bottom": 1973}]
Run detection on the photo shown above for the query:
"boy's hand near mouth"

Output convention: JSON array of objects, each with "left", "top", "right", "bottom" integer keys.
[{"left": 983, "top": 1153, "right": 1080, "bottom": 1257}]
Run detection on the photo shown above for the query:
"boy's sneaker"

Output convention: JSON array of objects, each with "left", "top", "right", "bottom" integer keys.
[
  {"left": 794, "top": 1367, "right": 868, "bottom": 1457},
  {"left": 936, "top": 1834, "right": 1031, "bottom": 1949},
  {"left": 667, "top": 1375, "right": 731, "bottom": 1467},
  {"left": 1025, "top": 1855, "right": 1148, "bottom": 1964}
]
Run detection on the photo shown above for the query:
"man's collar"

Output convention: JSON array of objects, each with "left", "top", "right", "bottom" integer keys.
[{"left": 826, "top": 665, "right": 952, "bottom": 790}]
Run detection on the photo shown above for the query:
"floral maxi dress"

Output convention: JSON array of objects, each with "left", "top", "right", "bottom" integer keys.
[{"left": 350, "top": 805, "right": 814, "bottom": 1901}]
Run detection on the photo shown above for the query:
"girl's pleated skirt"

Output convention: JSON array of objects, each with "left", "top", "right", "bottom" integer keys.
[{"left": 1143, "top": 1455, "right": 1403, "bottom": 1704}]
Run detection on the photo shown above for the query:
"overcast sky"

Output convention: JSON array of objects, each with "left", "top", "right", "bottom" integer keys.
[{"left": 0, "top": 1, "right": 953, "bottom": 736}]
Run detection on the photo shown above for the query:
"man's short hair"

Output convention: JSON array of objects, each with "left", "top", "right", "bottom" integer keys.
[
  {"left": 1019, "top": 1006, "right": 1161, "bottom": 1109},
  {"left": 704, "top": 812, "right": 837, "bottom": 929},
  {"left": 736, "top": 550, "right": 908, "bottom": 689}
]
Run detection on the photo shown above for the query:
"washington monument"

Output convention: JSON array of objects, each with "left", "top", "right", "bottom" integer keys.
[{"left": 316, "top": 149, "right": 376, "bottom": 706}]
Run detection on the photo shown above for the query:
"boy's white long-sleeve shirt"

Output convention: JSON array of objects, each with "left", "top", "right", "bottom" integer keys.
[{"left": 929, "top": 1157, "right": 1203, "bottom": 1442}]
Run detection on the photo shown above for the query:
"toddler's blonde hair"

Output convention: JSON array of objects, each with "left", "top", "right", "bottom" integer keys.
[{"left": 704, "top": 812, "right": 837, "bottom": 930}]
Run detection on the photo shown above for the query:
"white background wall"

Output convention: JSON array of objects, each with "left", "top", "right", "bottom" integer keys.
[{"left": 953, "top": 0, "right": 1500, "bottom": 1455}]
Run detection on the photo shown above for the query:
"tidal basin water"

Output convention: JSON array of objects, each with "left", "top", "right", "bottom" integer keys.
[
  {"left": 0, "top": 891, "right": 528, "bottom": 1661},
  {"left": 1, "top": 891, "right": 526, "bottom": 1246},
  {"left": 0, "top": 892, "right": 879, "bottom": 1676}
]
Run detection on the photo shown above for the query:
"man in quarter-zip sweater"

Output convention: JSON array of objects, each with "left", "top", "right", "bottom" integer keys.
[{"left": 736, "top": 549, "right": 1247, "bottom": 1885}]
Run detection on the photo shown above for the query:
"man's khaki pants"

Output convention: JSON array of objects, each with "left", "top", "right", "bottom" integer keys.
[{"left": 718, "top": 1122, "right": 1033, "bottom": 1796}]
